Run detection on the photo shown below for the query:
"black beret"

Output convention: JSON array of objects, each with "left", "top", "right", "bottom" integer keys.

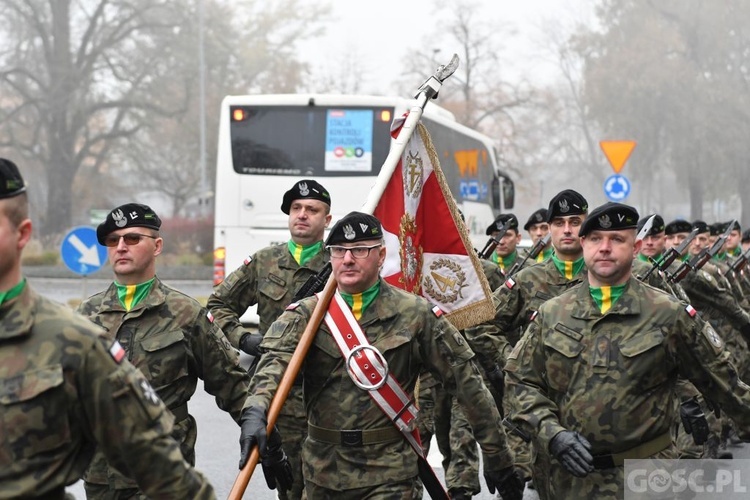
[
  {"left": 523, "top": 208, "right": 548, "bottom": 231},
  {"left": 547, "top": 189, "right": 588, "bottom": 222},
  {"left": 743, "top": 229, "right": 750, "bottom": 243},
  {"left": 691, "top": 220, "right": 709, "bottom": 235},
  {"left": 725, "top": 220, "right": 741, "bottom": 233},
  {"left": 485, "top": 213, "right": 518, "bottom": 235},
  {"left": 709, "top": 222, "right": 723, "bottom": 237},
  {"left": 280, "top": 179, "right": 331, "bottom": 215},
  {"left": 578, "top": 202, "right": 639, "bottom": 238},
  {"left": 636, "top": 214, "right": 665, "bottom": 237},
  {"left": 0, "top": 158, "right": 27, "bottom": 199},
  {"left": 97, "top": 203, "right": 162, "bottom": 245},
  {"left": 664, "top": 219, "right": 692, "bottom": 236},
  {"left": 326, "top": 211, "right": 383, "bottom": 245}
]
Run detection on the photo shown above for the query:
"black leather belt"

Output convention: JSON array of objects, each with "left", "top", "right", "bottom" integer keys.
[
  {"left": 592, "top": 432, "right": 672, "bottom": 470},
  {"left": 308, "top": 422, "right": 403, "bottom": 447}
]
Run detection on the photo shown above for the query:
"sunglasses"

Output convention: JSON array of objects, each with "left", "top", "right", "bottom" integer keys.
[{"left": 103, "top": 233, "right": 158, "bottom": 247}]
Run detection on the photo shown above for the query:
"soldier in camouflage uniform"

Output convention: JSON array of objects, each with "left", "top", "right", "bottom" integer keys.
[
  {"left": 484, "top": 213, "right": 523, "bottom": 275},
  {"left": 523, "top": 208, "right": 553, "bottom": 264},
  {"left": 77, "top": 203, "right": 255, "bottom": 499},
  {"left": 238, "top": 211, "right": 524, "bottom": 500},
  {"left": 0, "top": 159, "right": 215, "bottom": 500},
  {"left": 208, "top": 179, "right": 332, "bottom": 499},
  {"left": 506, "top": 202, "right": 750, "bottom": 500},
  {"left": 466, "top": 189, "right": 589, "bottom": 499}
]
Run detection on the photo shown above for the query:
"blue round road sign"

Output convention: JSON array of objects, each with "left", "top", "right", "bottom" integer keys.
[
  {"left": 604, "top": 174, "right": 631, "bottom": 201},
  {"left": 60, "top": 226, "right": 108, "bottom": 275}
]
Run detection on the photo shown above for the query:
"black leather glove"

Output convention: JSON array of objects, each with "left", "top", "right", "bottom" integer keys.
[
  {"left": 239, "top": 332, "right": 263, "bottom": 356},
  {"left": 261, "top": 424, "right": 293, "bottom": 491},
  {"left": 681, "top": 397, "right": 709, "bottom": 445},
  {"left": 484, "top": 466, "right": 524, "bottom": 500},
  {"left": 549, "top": 430, "right": 594, "bottom": 477},
  {"left": 238, "top": 407, "right": 293, "bottom": 490}
]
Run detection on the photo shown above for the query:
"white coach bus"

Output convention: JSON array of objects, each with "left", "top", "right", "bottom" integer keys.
[{"left": 212, "top": 94, "right": 515, "bottom": 324}]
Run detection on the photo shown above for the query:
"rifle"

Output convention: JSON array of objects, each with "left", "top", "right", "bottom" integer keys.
[
  {"left": 229, "top": 54, "right": 460, "bottom": 500},
  {"left": 478, "top": 219, "right": 513, "bottom": 260},
  {"left": 725, "top": 246, "right": 750, "bottom": 276},
  {"left": 668, "top": 221, "right": 735, "bottom": 284},
  {"left": 292, "top": 262, "right": 332, "bottom": 301},
  {"left": 506, "top": 234, "right": 551, "bottom": 278},
  {"left": 638, "top": 227, "right": 699, "bottom": 282}
]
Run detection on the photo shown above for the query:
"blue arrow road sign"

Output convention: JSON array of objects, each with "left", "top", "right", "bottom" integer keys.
[
  {"left": 60, "top": 226, "right": 108, "bottom": 275},
  {"left": 604, "top": 174, "right": 631, "bottom": 202}
]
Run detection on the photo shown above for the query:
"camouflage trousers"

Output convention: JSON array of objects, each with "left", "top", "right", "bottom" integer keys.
[
  {"left": 305, "top": 477, "right": 417, "bottom": 499},
  {"left": 278, "top": 387, "right": 308, "bottom": 500},
  {"left": 416, "top": 381, "right": 480, "bottom": 498}
]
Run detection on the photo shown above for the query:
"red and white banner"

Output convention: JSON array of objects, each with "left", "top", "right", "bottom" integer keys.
[{"left": 373, "top": 117, "right": 494, "bottom": 330}]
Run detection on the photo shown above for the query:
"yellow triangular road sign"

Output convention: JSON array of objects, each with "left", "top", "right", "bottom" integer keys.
[{"left": 600, "top": 140, "right": 636, "bottom": 173}]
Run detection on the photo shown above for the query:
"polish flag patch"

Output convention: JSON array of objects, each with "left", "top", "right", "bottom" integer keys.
[
  {"left": 244, "top": 255, "right": 253, "bottom": 265},
  {"left": 431, "top": 305, "right": 444, "bottom": 317},
  {"left": 685, "top": 305, "right": 697, "bottom": 318},
  {"left": 206, "top": 311, "right": 214, "bottom": 323},
  {"left": 109, "top": 341, "right": 126, "bottom": 364},
  {"left": 505, "top": 277, "right": 516, "bottom": 289},
  {"left": 286, "top": 302, "right": 300, "bottom": 311}
]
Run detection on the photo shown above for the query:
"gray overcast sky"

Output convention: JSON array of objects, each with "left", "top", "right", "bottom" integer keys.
[{"left": 299, "top": 0, "right": 593, "bottom": 94}]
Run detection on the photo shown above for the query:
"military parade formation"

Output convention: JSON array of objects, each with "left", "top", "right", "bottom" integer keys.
[{"left": 4, "top": 153, "right": 750, "bottom": 500}]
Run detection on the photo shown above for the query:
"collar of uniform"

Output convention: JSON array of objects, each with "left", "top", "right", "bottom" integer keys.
[
  {"left": 104, "top": 275, "right": 166, "bottom": 312},
  {"left": 278, "top": 241, "right": 328, "bottom": 270},
  {"left": 0, "top": 283, "right": 36, "bottom": 340},
  {"left": 542, "top": 256, "right": 587, "bottom": 285},
  {"left": 570, "top": 276, "right": 642, "bottom": 319},
  {"left": 363, "top": 281, "right": 400, "bottom": 327}
]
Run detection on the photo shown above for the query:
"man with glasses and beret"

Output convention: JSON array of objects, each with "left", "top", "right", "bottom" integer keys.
[
  {"left": 237, "top": 211, "right": 524, "bottom": 500},
  {"left": 0, "top": 159, "right": 215, "bottom": 499},
  {"left": 77, "top": 203, "right": 255, "bottom": 499},
  {"left": 506, "top": 202, "right": 750, "bottom": 499},
  {"left": 208, "top": 179, "right": 332, "bottom": 499}
]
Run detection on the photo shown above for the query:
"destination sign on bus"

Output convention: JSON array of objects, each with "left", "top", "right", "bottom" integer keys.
[{"left": 325, "top": 109, "right": 373, "bottom": 172}]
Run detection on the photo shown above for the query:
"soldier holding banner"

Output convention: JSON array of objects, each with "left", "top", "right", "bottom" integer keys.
[{"left": 238, "top": 211, "right": 524, "bottom": 500}]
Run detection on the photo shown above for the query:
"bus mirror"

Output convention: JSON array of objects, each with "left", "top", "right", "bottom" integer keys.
[{"left": 502, "top": 178, "right": 515, "bottom": 209}]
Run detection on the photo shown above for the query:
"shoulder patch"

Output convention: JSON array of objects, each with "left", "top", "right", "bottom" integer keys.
[
  {"left": 685, "top": 304, "right": 697, "bottom": 318},
  {"left": 505, "top": 277, "right": 516, "bottom": 289},
  {"left": 286, "top": 302, "right": 300, "bottom": 311},
  {"left": 244, "top": 255, "right": 253, "bottom": 265},
  {"left": 206, "top": 311, "right": 214, "bottom": 323},
  {"left": 703, "top": 324, "right": 724, "bottom": 351},
  {"left": 109, "top": 340, "right": 126, "bottom": 364},
  {"left": 431, "top": 305, "right": 444, "bottom": 317},
  {"left": 139, "top": 379, "right": 161, "bottom": 406}
]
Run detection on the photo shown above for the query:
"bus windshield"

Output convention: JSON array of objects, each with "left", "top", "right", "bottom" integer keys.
[{"left": 229, "top": 105, "right": 394, "bottom": 177}]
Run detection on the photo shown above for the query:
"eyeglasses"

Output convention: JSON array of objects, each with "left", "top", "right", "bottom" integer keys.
[
  {"left": 326, "top": 244, "right": 381, "bottom": 259},
  {"left": 103, "top": 233, "right": 158, "bottom": 247}
]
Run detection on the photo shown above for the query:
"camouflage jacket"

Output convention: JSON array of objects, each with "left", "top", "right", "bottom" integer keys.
[
  {"left": 77, "top": 276, "right": 250, "bottom": 487},
  {"left": 0, "top": 284, "right": 214, "bottom": 499},
  {"left": 207, "top": 242, "right": 329, "bottom": 346},
  {"left": 505, "top": 276, "right": 750, "bottom": 457},
  {"left": 676, "top": 262, "right": 750, "bottom": 331},
  {"left": 480, "top": 258, "right": 505, "bottom": 292},
  {"left": 245, "top": 281, "right": 514, "bottom": 491},
  {"left": 465, "top": 257, "right": 587, "bottom": 366}
]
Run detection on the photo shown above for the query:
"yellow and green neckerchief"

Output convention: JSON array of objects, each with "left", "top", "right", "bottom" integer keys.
[
  {"left": 340, "top": 280, "right": 380, "bottom": 320},
  {"left": 536, "top": 247, "right": 554, "bottom": 263},
  {"left": 716, "top": 248, "right": 741, "bottom": 261},
  {"left": 115, "top": 278, "right": 155, "bottom": 311},
  {"left": 493, "top": 250, "right": 518, "bottom": 271},
  {"left": 551, "top": 254, "right": 585, "bottom": 280},
  {"left": 0, "top": 279, "right": 25, "bottom": 307},
  {"left": 288, "top": 240, "right": 323, "bottom": 266},
  {"left": 589, "top": 283, "right": 627, "bottom": 314}
]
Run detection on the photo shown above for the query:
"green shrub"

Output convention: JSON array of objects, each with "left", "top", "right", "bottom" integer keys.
[{"left": 22, "top": 251, "right": 60, "bottom": 266}]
